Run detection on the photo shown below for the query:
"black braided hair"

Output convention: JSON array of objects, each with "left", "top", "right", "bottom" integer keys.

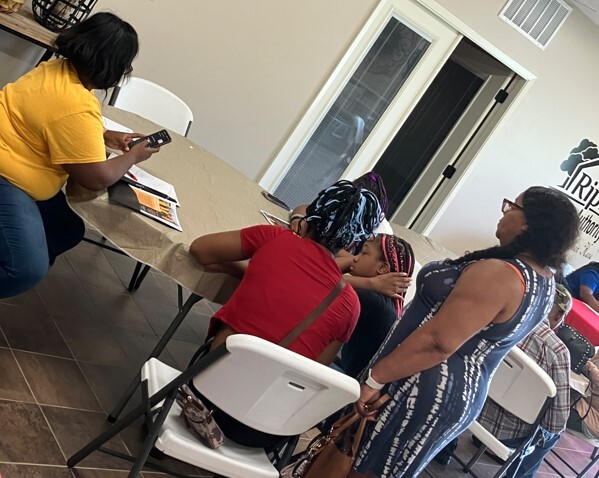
[
  {"left": 353, "top": 172, "right": 389, "bottom": 216},
  {"left": 449, "top": 186, "right": 579, "bottom": 269},
  {"left": 304, "top": 180, "right": 382, "bottom": 254}
]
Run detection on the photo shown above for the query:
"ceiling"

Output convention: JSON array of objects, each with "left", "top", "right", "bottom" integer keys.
[{"left": 571, "top": 0, "right": 599, "bottom": 25}]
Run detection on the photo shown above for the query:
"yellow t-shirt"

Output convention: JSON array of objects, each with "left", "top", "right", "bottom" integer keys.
[{"left": 0, "top": 59, "right": 106, "bottom": 200}]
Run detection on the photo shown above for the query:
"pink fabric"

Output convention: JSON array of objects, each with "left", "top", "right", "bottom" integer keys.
[{"left": 565, "top": 298, "right": 599, "bottom": 345}]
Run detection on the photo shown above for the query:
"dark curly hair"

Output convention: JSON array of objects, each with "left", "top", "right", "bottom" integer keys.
[
  {"left": 353, "top": 171, "right": 388, "bottom": 216},
  {"left": 450, "top": 186, "right": 579, "bottom": 269},
  {"left": 54, "top": 12, "right": 138, "bottom": 90},
  {"left": 304, "top": 180, "right": 381, "bottom": 254}
]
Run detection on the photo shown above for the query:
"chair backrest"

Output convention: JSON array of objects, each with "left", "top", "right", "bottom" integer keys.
[
  {"left": 487, "top": 345, "right": 556, "bottom": 425},
  {"left": 110, "top": 77, "right": 193, "bottom": 136},
  {"left": 192, "top": 334, "right": 360, "bottom": 436}
]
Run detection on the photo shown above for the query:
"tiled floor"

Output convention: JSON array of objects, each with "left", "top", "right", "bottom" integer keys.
[{"left": 0, "top": 232, "right": 597, "bottom": 477}]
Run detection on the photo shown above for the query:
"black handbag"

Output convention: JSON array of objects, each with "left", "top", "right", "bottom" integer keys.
[{"left": 556, "top": 324, "right": 594, "bottom": 374}]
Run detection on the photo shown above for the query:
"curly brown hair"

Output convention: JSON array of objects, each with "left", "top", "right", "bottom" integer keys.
[{"left": 450, "top": 186, "right": 579, "bottom": 269}]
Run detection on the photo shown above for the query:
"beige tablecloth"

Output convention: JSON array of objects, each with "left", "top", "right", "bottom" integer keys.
[
  {"left": 67, "top": 106, "right": 287, "bottom": 303},
  {"left": 67, "top": 107, "right": 459, "bottom": 303}
]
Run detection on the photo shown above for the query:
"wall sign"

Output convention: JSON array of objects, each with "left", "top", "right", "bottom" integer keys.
[{"left": 557, "top": 139, "right": 599, "bottom": 263}]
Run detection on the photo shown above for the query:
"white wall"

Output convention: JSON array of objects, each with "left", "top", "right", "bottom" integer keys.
[
  {"left": 2, "top": 0, "right": 598, "bottom": 265},
  {"left": 94, "top": 0, "right": 378, "bottom": 180},
  {"left": 420, "top": 1, "right": 599, "bottom": 263}
]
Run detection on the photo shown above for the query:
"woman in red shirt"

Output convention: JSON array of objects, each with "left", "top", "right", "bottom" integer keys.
[
  {"left": 188, "top": 180, "right": 382, "bottom": 446},
  {"left": 191, "top": 180, "right": 382, "bottom": 364}
]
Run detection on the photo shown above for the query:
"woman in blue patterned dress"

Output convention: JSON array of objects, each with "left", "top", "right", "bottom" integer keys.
[{"left": 349, "top": 187, "right": 580, "bottom": 478}]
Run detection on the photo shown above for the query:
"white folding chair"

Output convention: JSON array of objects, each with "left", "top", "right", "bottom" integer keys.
[
  {"left": 67, "top": 335, "right": 360, "bottom": 478},
  {"left": 455, "top": 346, "right": 557, "bottom": 478},
  {"left": 109, "top": 77, "right": 193, "bottom": 137}
]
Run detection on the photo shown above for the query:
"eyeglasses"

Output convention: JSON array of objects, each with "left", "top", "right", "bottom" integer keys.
[{"left": 502, "top": 198, "right": 524, "bottom": 214}]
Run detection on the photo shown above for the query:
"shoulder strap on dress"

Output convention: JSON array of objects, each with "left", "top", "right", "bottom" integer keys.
[{"left": 501, "top": 260, "right": 526, "bottom": 296}]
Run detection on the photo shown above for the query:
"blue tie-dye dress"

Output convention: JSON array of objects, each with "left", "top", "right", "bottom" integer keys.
[{"left": 353, "top": 259, "right": 554, "bottom": 477}]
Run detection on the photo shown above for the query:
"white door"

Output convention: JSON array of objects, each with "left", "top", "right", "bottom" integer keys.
[{"left": 260, "top": 0, "right": 462, "bottom": 207}]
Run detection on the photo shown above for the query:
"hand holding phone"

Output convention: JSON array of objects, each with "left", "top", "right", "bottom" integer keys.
[{"left": 128, "top": 129, "right": 172, "bottom": 149}]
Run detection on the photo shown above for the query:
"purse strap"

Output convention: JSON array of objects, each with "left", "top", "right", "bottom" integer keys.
[{"left": 278, "top": 278, "right": 346, "bottom": 348}]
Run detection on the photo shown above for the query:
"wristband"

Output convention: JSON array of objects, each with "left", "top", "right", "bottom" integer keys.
[{"left": 365, "top": 368, "right": 385, "bottom": 390}]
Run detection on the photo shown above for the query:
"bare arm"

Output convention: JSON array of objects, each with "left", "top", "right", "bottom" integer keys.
[
  {"left": 62, "top": 140, "right": 158, "bottom": 190},
  {"left": 369, "top": 260, "right": 523, "bottom": 385},
  {"left": 316, "top": 340, "right": 343, "bottom": 365},
  {"left": 190, "top": 230, "right": 248, "bottom": 268},
  {"left": 579, "top": 286, "right": 599, "bottom": 313},
  {"left": 345, "top": 273, "right": 411, "bottom": 299}
]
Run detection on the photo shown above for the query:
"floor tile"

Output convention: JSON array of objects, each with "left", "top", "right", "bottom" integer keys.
[
  {"left": 165, "top": 339, "right": 201, "bottom": 370},
  {"left": 42, "top": 406, "right": 130, "bottom": 470},
  {"left": 36, "top": 275, "right": 100, "bottom": 322},
  {"left": 53, "top": 316, "right": 128, "bottom": 366},
  {"left": 68, "top": 248, "right": 132, "bottom": 295},
  {"left": 129, "top": 273, "right": 179, "bottom": 309},
  {"left": 78, "top": 362, "right": 140, "bottom": 415},
  {"left": 85, "top": 287, "right": 153, "bottom": 335},
  {"left": 14, "top": 351, "right": 101, "bottom": 411},
  {"left": 0, "top": 348, "right": 33, "bottom": 402},
  {"left": 0, "top": 464, "right": 73, "bottom": 478},
  {"left": 134, "top": 297, "right": 201, "bottom": 344},
  {"left": 0, "top": 305, "right": 72, "bottom": 358},
  {"left": 47, "top": 254, "right": 79, "bottom": 281},
  {"left": 0, "top": 400, "right": 64, "bottom": 465},
  {"left": 0, "top": 330, "right": 8, "bottom": 347},
  {"left": 118, "top": 419, "right": 205, "bottom": 476},
  {"left": 111, "top": 329, "right": 178, "bottom": 370},
  {"left": 0, "top": 287, "right": 47, "bottom": 314}
]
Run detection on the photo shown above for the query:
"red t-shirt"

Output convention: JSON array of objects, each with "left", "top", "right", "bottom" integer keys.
[{"left": 210, "top": 225, "right": 360, "bottom": 360}]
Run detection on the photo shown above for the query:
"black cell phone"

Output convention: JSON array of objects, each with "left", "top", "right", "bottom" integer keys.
[
  {"left": 261, "top": 190, "right": 290, "bottom": 211},
  {"left": 128, "top": 129, "right": 172, "bottom": 149}
]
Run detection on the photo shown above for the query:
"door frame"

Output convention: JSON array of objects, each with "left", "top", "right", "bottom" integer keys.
[
  {"left": 260, "top": 0, "right": 537, "bottom": 233},
  {"left": 390, "top": 43, "right": 515, "bottom": 227},
  {"left": 259, "top": 0, "right": 462, "bottom": 191}
]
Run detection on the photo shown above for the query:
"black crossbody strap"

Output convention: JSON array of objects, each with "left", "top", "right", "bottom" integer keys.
[{"left": 278, "top": 278, "right": 346, "bottom": 349}]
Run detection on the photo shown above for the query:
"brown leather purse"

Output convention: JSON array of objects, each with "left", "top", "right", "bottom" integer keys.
[{"left": 281, "top": 394, "right": 390, "bottom": 478}]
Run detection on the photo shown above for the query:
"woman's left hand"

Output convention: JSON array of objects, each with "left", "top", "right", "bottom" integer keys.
[
  {"left": 355, "top": 383, "right": 381, "bottom": 419},
  {"left": 103, "top": 130, "right": 145, "bottom": 152}
]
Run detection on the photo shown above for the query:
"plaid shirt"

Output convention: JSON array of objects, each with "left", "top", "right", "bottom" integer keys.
[{"left": 477, "top": 320, "right": 571, "bottom": 437}]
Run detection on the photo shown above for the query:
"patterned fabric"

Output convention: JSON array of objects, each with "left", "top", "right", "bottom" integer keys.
[
  {"left": 477, "top": 320, "right": 571, "bottom": 437},
  {"left": 353, "top": 259, "right": 554, "bottom": 477}
]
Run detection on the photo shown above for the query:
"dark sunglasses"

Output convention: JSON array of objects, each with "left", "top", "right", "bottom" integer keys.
[{"left": 502, "top": 198, "right": 524, "bottom": 214}]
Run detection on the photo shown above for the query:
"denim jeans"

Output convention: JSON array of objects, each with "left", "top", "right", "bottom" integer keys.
[
  {"left": 0, "top": 176, "right": 84, "bottom": 298},
  {"left": 502, "top": 429, "right": 561, "bottom": 478}
]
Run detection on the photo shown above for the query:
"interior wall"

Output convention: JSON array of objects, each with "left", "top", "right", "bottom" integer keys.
[
  {"left": 93, "top": 0, "right": 378, "bottom": 180},
  {"left": 2, "top": 1, "right": 597, "bottom": 267},
  {"left": 419, "top": 1, "right": 599, "bottom": 265}
]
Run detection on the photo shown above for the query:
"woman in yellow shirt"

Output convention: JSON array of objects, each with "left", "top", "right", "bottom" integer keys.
[{"left": 0, "top": 12, "right": 160, "bottom": 298}]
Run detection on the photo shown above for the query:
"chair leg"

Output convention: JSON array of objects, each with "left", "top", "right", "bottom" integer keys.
[
  {"left": 464, "top": 444, "right": 486, "bottom": 472},
  {"left": 108, "top": 293, "right": 203, "bottom": 422},
  {"left": 128, "top": 391, "right": 176, "bottom": 478},
  {"left": 71, "top": 343, "right": 229, "bottom": 469},
  {"left": 577, "top": 447, "right": 599, "bottom": 478}
]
